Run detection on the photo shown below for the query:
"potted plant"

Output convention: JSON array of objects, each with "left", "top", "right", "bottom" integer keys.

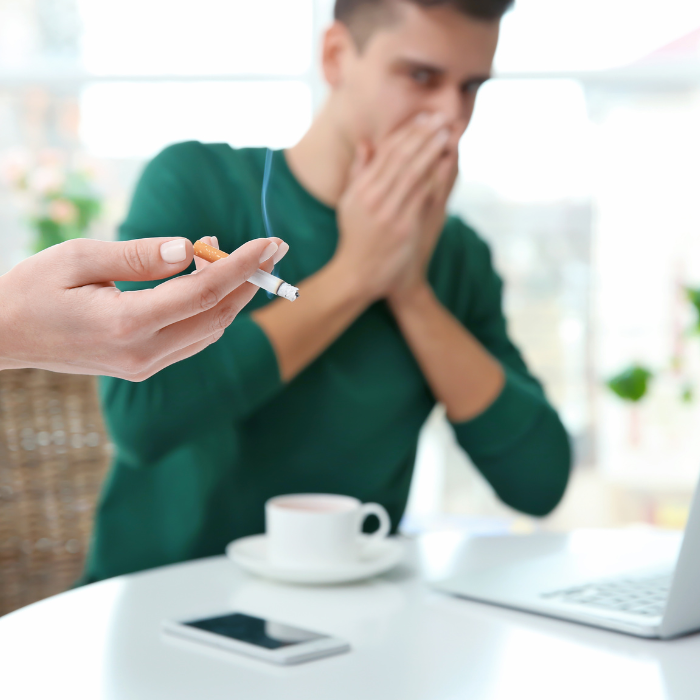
[
  {"left": 607, "top": 364, "right": 654, "bottom": 447},
  {"left": 2, "top": 149, "right": 102, "bottom": 253}
]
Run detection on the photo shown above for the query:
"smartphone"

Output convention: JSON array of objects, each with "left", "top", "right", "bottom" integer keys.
[{"left": 162, "top": 612, "right": 350, "bottom": 665}]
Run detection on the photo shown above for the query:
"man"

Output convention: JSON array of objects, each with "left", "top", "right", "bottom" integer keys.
[{"left": 83, "top": 0, "right": 571, "bottom": 583}]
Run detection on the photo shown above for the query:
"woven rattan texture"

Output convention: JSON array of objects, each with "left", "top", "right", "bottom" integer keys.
[{"left": 0, "top": 369, "right": 111, "bottom": 616}]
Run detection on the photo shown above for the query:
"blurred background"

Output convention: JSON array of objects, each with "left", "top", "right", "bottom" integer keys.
[{"left": 1, "top": 0, "right": 700, "bottom": 611}]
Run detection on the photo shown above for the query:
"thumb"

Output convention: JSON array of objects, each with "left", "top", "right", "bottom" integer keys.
[{"left": 61, "top": 237, "right": 195, "bottom": 287}]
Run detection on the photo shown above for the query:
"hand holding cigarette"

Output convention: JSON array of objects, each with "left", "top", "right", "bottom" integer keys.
[
  {"left": 0, "top": 235, "right": 288, "bottom": 381},
  {"left": 194, "top": 237, "right": 298, "bottom": 302}
]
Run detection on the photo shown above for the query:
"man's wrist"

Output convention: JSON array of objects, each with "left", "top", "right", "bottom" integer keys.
[
  {"left": 324, "top": 257, "right": 376, "bottom": 308},
  {"left": 387, "top": 281, "right": 435, "bottom": 317}
]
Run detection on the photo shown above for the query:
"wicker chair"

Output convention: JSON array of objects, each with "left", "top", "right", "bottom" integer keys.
[{"left": 0, "top": 369, "right": 111, "bottom": 616}]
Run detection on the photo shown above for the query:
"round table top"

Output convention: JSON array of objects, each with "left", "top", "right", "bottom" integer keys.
[{"left": 1, "top": 531, "right": 698, "bottom": 700}]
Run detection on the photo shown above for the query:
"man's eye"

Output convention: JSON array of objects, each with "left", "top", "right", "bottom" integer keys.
[{"left": 412, "top": 70, "right": 433, "bottom": 85}]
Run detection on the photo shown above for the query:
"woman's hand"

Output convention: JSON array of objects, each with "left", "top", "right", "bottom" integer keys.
[{"left": 0, "top": 235, "right": 286, "bottom": 381}]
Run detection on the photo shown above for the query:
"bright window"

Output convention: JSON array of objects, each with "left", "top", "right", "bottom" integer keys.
[{"left": 80, "top": 81, "right": 312, "bottom": 158}]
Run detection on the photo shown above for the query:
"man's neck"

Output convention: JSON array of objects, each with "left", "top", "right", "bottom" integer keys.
[{"left": 285, "top": 99, "right": 355, "bottom": 209}]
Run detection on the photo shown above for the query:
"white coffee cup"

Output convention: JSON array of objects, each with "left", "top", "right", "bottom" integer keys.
[{"left": 265, "top": 494, "right": 391, "bottom": 569}]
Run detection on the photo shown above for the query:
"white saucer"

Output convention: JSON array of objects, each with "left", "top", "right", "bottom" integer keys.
[{"left": 226, "top": 535, "right": 405, "bottom": 585}]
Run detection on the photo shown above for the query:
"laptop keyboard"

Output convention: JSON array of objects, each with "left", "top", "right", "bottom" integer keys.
[{"left": 541, "top": 573, "right": 673, "bottom": 617}]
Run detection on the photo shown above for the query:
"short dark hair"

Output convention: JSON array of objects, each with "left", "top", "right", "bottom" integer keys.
[{"left": 335, "top": 0, "right": 513, "bottom": 48}]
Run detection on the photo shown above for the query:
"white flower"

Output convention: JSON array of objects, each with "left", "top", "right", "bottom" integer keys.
[
  {"left": 29, "top": 167, "right": 64, "bottom": 195},
  {"left": 0, "top": 148, "right": 30, "bottom": 187}
]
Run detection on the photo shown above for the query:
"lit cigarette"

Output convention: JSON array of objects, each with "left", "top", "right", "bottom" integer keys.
[{"left": 193, "top": 240, "right": 299, "bottom": 302}]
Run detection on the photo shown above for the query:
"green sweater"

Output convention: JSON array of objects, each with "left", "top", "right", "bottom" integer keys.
[{"left": 82, "top": 142, "right": 571, "bottom": 584}]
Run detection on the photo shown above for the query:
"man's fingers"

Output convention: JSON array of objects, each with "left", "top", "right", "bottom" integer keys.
[
  {"left": 120, "top": 237, "right": 281, "bottom": 332},
  {"left": 61, "top": 237, "right": 195, "bottom": 288},
  {"left": 350, "top": 121, "right": 414, "bottom": 190},
  {"left": 379, "top": 116, "right": 447, "bottom": 191},
  {"left": 361, "top": 114, "right": 447, "bottom": 199},
  {"left": 399, "top": 153, "right": 454, "bottom": 224},
  {"left": 383, "top": 131, "right": 452, "bottom": 213}
]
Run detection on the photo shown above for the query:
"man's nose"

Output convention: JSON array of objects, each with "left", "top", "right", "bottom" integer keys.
[
  {"left": 435, "top": 86, "right": 463, "bottom": 124},
  {"left": 430, "top": 87, "right": 469, "bottom": 134}
]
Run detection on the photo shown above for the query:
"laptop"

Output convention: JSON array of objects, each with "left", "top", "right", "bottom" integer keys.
[{"left": 432, "top": 476, "right": 700, "bottom": 639}]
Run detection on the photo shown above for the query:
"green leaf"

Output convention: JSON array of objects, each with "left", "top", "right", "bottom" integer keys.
[
  {"left": 33, "top": 218, "right": 64, "bottom": 252},
  {"left": 687, "top": 287, "right": 700, "bottom": 333},
  {"left": 71, "top": 195, "right": 101, "bottom": 230},
  {"left": 681, "top": 384, "right": 694, "bottom": 404},
  {"left": 687, "top": 287, "right": 700, "bottom": 312},
  {"left": 606, "top": 365, "right": 654, "bottom": 403}
]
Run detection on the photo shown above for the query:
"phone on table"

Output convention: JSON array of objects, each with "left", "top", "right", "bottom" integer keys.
[{"left": 162, "top": 612, "right": 350, "bottom": 666}]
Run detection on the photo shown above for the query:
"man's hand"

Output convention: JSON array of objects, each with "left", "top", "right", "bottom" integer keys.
[
  {"left": 385, "top": 144, "right": 458, "bottom": 301},
  {"left": 0, "top": 235, "right": 285, "bottom": 380},
  {"left": 334, "top": 112, "right": 453, "bottom": 303}
]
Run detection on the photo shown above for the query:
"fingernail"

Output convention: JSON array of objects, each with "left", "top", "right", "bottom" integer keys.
[
  {"left": 272, "top": 241, "right": 289, "bottom": 264},
  {"left": 160, "top": 239, "right": 187, "bottom": 263},
  {"left": 211, "top": 236, "right": 219, "bottom": 249},
  {"left": 259, "top": 241, "right": 278, "bottom": 263}
]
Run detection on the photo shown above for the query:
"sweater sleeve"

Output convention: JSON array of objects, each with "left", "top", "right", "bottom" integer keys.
[
  {"left": 443, "top": 220, "right": 572, "bottom": 516},
  {"left": 99, "top": 142, "right": 285, "bottom": 466}
]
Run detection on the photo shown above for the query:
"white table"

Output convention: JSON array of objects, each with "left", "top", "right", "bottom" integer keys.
[{"left": 1, "top": 531, "right": 698, "bottom": 700}]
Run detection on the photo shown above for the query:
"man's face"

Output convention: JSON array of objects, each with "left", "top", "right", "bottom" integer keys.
[{"left": 330, "top": 3, "right": 500, "bottom": 150}]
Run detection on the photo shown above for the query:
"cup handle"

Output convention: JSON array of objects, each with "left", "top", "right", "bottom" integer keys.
[{"left": 358, "top": 502, "right": 391, "bottom": 544}]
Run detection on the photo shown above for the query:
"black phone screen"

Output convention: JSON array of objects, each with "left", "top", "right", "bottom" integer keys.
[{"left": 184, "top": 612, "right": 327, "bottom": 650}]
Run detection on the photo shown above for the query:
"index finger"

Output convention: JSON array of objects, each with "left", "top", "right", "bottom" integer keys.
[{"left": 119, "top": 237, "right": 278, "bottom": 332}]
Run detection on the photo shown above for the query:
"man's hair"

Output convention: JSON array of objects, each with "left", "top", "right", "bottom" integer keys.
[{"left": 335, "top": 0, "right": 513, "bottom": 48}]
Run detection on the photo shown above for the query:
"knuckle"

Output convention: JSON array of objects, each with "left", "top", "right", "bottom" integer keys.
[
  {"left": 120, "top": 348, "right": 151, "bottom": 378},
  {"left": 62, "top": 237, "right": 87, "bottom": 256},
  {"left": 59, "top": 238, "right": 90, "bottom": 271},
  {"left": 120, "top": 367, "right": 143, "bottom": 382},
  {"left": 112, "top": 312, "right": 138, "bottom": 342},
  {"left": 198, "top": 284, "right": 220, "bottom": 312},
  {"left": 130, "top": 369, "right": 153, "bottom": 383},
  {"left": 211, "top": 307, "right": 234, "bottom": 334},
  {"left": 122, "top": 239, "right": 152, "bottom": 277},
  {"left": 117, "top": 361, "right": 140, "bottom": 381}
]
